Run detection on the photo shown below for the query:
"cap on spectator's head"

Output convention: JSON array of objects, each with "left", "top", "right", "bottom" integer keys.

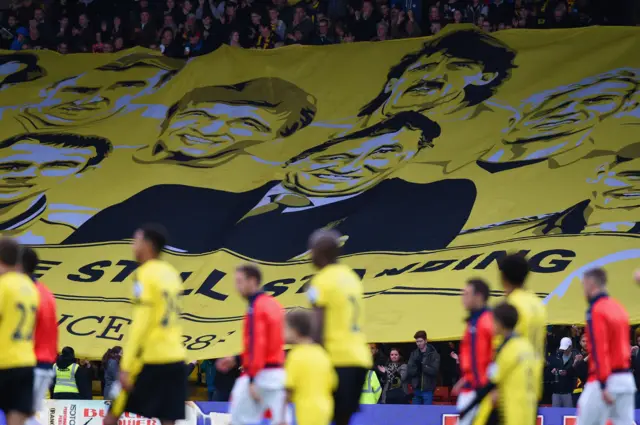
[
  {"left": 559, "top": 337, "right": 572, "bottom": 350},
  {"left": 17, "top": 27, "right": 29, "bottom": 36}
]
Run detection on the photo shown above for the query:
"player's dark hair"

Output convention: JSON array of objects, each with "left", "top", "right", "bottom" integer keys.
[
  {"left": 584, "top": 268, "right": 607, "bottom": 287},
  {"left": 0, "top": 238, "right": 20, "bottom": 267},
  {"left": 20, "top": 246, "right": 38, "bottom": 276},
  {"left": 286, "top": 310, "right": 312, "bottom": 338},
  {"left": 139, "top": 223, "right": 168, "bottom": 254},
  {"left": 236, "top": 263, "right": 262, "bottom": 285},
  {"left": 493, "top": 302, "right": 519, "bottom": 330},
  {"left": 467, "top": 278, "right": 490, "bottom": 301},
  {"left": 498, "top": 253, "right": 529, "bottom": 287},
  {"left": 414, "top": 330, "right": 427, "bottom": 340}
]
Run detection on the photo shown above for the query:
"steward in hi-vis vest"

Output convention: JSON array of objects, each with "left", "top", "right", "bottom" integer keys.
[
  {"left": 52, "top": 347, "right": 81, "bottom": 400},
  {"left": 360, "top": 370, "right": 381, "bottom": 404}
]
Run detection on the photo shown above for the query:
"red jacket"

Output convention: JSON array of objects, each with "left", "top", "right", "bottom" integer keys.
[
  {"left": 585, "top": 293, "right": 630, "bottom": 387},
  {"left": 242, "top": 291, "right": 284, "bottom": 379},
  {"left": 34, "top": 281, "right": 58, "bottom": 364},
  {"left": 459, "top": 308, "right": 493, "bottom": 391}
]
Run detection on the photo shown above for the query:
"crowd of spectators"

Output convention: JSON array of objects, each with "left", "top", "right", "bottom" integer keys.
[{"left": 0, "top": 0, "right": 638, "bottom": 56}]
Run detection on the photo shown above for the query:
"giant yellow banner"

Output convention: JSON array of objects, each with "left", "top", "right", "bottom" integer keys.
[{"left": 1, "top": 25, "right": 639, "bottom": 360}]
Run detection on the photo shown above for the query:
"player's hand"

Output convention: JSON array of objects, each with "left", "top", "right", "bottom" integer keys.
[
  {"left": 602, "top": 389, "right": 614, "bottom": 405},
  {"left": 249, "top": 382, "right": 262, "bottom": 404},
  {"left": 633, "top": 269, "right": 640, "bottom": 284},
  {"left": 216, "top": 357, "right": 236, "bottom": 372},
  {"left": 489, "top": 389, "right": 499, "bottom": 406},
  {"left": 119, "top": 371, "right": 133, "bottom": 391},
  {"left": 451, "top": 379, "right": 465, "bottom": 396},
  {"left": 103, "top": 414, "right": 118, "bottom": 425}
]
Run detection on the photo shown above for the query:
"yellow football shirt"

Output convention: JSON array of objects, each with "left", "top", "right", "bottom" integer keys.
[
  {"left": 285, "top": 344, "right": 337, "bottom": 425},
  {"left": 488, "top": 336, "right": 537, "bottom": 425},
  {"left": 506, "top": 288, "right": 547, "bottom": 400},
  {"left": 120, "top": 259, "right": 186, "bottom": 373},
  {"left": 307, "top": 264, "right": 372, "bottom": 368},
  {"left": 0, "top": 271, "right": 40, "bottom": 369}
]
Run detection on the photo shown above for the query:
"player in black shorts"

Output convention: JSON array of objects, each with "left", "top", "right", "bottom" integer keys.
[
  {"left": 105, "top": 226, "right": 187, "bottom": 425},
  {"left": 0, "top": 238, "right": 39, "bottom": 425},
  {"left": 306, "top": 230, "right": 372, "bottom": 425}
]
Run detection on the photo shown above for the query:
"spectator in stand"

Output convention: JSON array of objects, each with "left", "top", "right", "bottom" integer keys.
[
  {"left": 379, "top": 348, "right": 409, "bottom": 404},
  {"left": 200, "top": 359, "right": 217, "bottom": 401},
  {"left": 229, "top": 30, "right": 242, "bottom": 46},
  {"left": 212, "top": 359, "right": 240, "bottom": 402},
  {"left": 72, "top": 13, "right": 94, "bottom": 52},
  {"left": 287, "top": 4, "right": 313, "bottom": 44},
  {"left": 255, "top": 20, "right": 277, "bottom": 49},
  {"left": 102, "top": 346, "right": 122, "bottom": 400},
  {"left": 572, "top": 332, "right": 589, "bottom": 406},
  {"left": 370, "top": 343, "right": 387, "bottom": 384},
  {"left": 10, "top": 27, "right": 28, "bottom": 50},
  {"left": 28, "top": 26, "right": 44, "bottom": 49},
  {"left": 57, "top": 41, "right": 69, "bottom": 54},
  {"left": 134, "top": 9, "right": 157, "bottom": 47},
  {"left": 311, "top": 17, "right": 333, "bottom": 44},
  {"left": 51, "top": 346, "right": 92, "bottom": 400},
  {"left": 372, "top": 21, "right": 389, "bottom": 41},
  {"left": 352, "top": 0, "right": 377, "bottom": 41},
  {"left": 549, "top": 337, "right": 576, "bottom": 407},
  {"left": 466, "top": 0, "right": 488, "bottom": 25},
  {"left": 390, "top": 9, "right": 420, "bottom": 39},
  {"left": 407, "top": 330, "right": 440, "bottom": 405}
]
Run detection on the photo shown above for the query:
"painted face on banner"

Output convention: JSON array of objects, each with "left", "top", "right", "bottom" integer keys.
[
  {"left": 383, "top": 51, "right": 498, "bottom": 117},
  {"left": 286, "top": 127, "right": 423, "bottom": 196},
  {"left": 136, "top": 101, "right": 287, "bottom": 167},
  {"left": 0, "top": 138, "right": 95, "bottom": 204},
  {"left": 590, "top": 143, "right": 640, "bottom": 211},
  {"left": 480, "top": 75, "right": 637, "bottom": 167},
  {"left": 0, "top": 61, "right": 27, "bottom": 88},
  {"left": 21, "top": 67, "right": 169, "bottom": 128}
]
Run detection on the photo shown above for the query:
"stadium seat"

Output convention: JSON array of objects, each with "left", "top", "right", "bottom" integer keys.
[{"left": 433, "top": 386, "right": 450, "bottom": 404}]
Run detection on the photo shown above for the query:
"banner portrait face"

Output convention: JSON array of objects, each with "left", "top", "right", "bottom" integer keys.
[{"left": 1, "top": 27, "right": 639, "bottom": 360}]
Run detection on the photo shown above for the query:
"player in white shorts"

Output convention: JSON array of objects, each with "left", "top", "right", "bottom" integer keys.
[
  {"left": 577, "top": 269, "right": 637, "bottom": 425},
  {"left": 217, "top": 264, "right": 287, "bottom": 425}
]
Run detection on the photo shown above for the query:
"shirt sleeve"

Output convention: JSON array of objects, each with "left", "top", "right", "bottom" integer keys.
[
  {"left": 307, "top": 276, "right": 329, "bottom": 307},
  {"left": 246, "top": 298, "right": 268, "bottom": 380},
  {"left": 488, "top": 348, "right": 513, "bottom": 385},
  {"left": 121, "top": 271, "right": 154, "bottom": 373},
  {"left": 475, "top": 314, "right": 494, "bottom": 387},
  {"left": 589, "top": 305, "right": 612, "bottom": 388},
  {"left": 285, "top": 352, "right": 296, "bottom": 390}
]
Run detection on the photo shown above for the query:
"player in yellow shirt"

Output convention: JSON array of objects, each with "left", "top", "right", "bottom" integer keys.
[
  {"left": 306, "top": 229, "right": 372, "bottom": 425},
  {"left": 106, "top": 224, "right": 187, "bottom": 425},
  {"left": 284, "top": 310, "right": 337, "bottom": 425},
  {"left": 462, "top": 303, "right": 537, "bottom": 425},
  {"left": 0, "top": 238, "right": 40, "bottom": 425},
  {"left": 498, "top": 254, "right": 547, "bottom": 401}
]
